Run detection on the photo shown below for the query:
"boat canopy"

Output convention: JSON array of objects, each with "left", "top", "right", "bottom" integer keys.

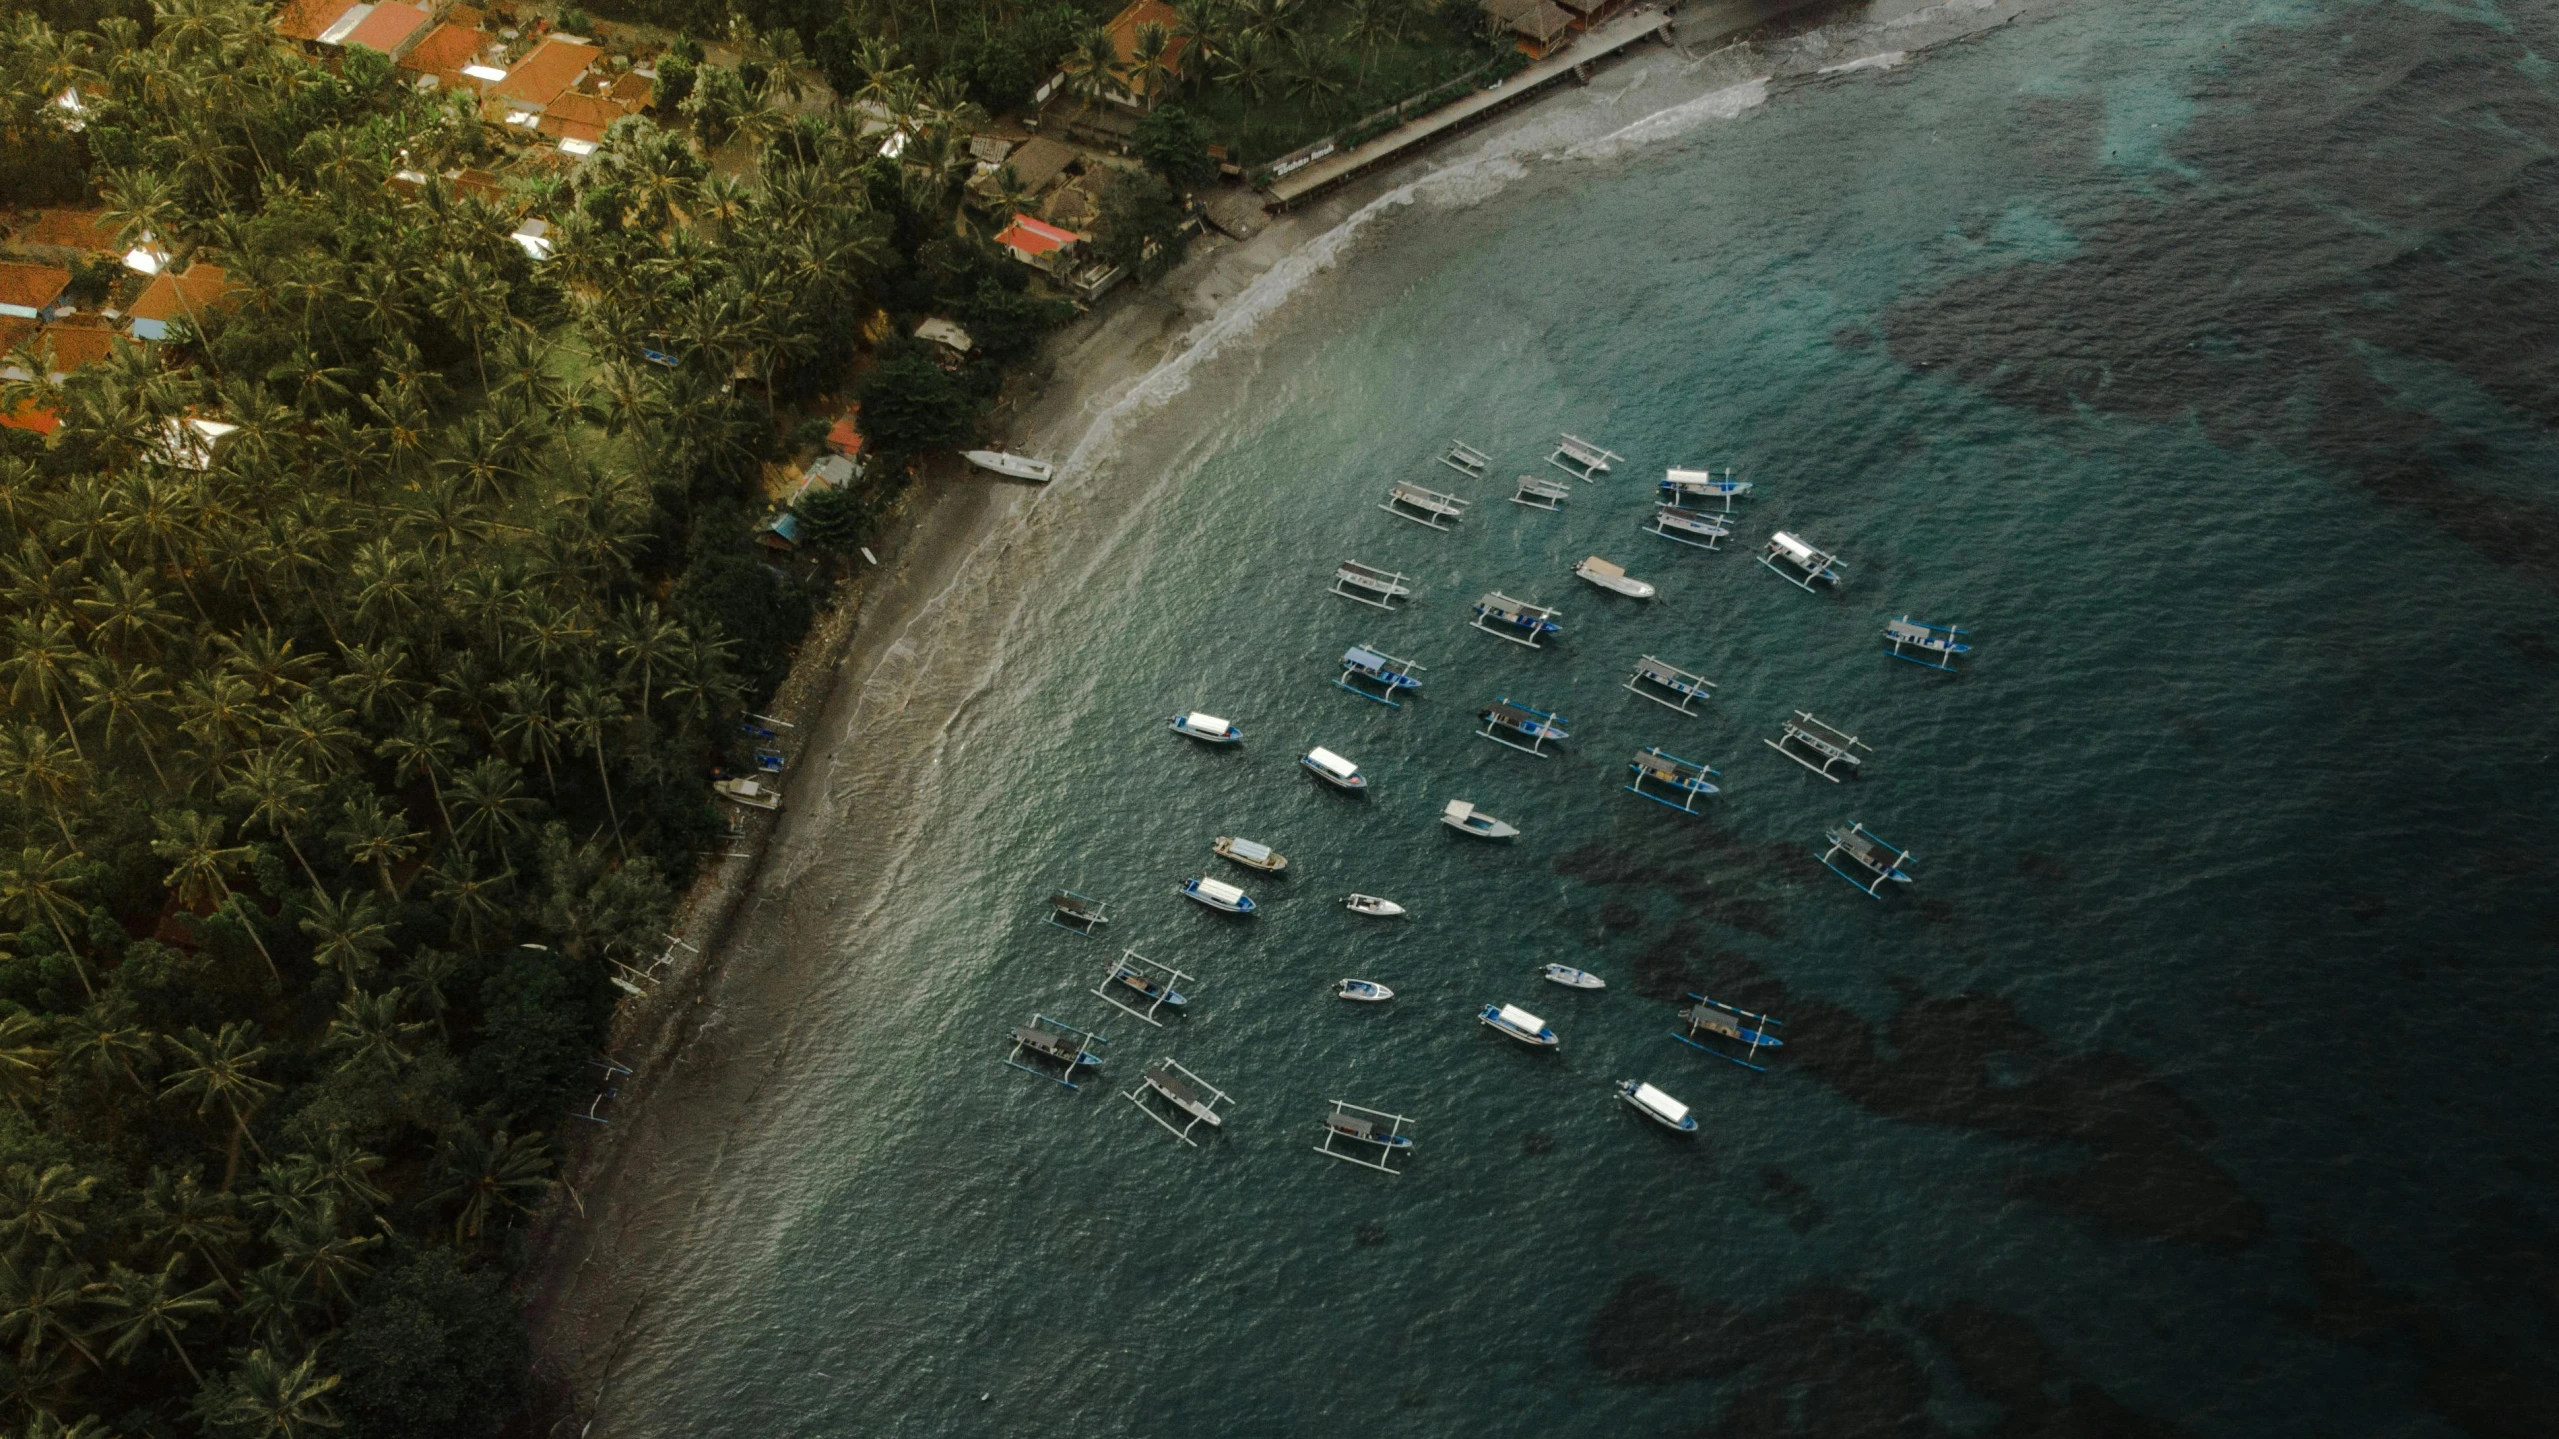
[
  {"left": 1497, "top": 1003, "right": 1546, "bottom": 1033},
  {"left": 1581, "top": 557, "right": 1625, "bottom": 578},
  {"left": 1185, "top": 711, "right": 1230, "bottom": 732},
  {"left": 1664, "top": 467, "right": 1716, "bottom": 484},
  {"left": 1632, "top": 1083, "right": 1690, "bottom": 1124},
  {"left": 1307, "top": 746, "right": 1358, "bottom": 779},
  {"left": 1193, "top": 877, "right": 1247, "bottom": 904},
  {"left": 1224, "top": 838, "right": 1273, "bottom": 863},
  {"left": 1444, "top": 800, "right": 1475, "bottom": 821},
  {"left": 1343, "top": 645, "right": 1388, "bottom": 670},
  {"left": 1769, "top": 531, "right": 1820, "bottom": 564}
]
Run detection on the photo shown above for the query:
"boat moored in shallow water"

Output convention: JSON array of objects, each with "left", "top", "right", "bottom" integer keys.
[
  {"left": 1214, "top": 836, "right": 1288, "bottom": 872},
  {"left": 1574, "top": 556, "right": 1656, "bottom": 599},
  {"left": 1301, "top": 746, "right": 1368, "bottom": 790}
]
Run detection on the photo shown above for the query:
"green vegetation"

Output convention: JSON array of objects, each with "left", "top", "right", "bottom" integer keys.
[{"left": 0, "top": 1, "right": 1087, "bottom": 1431}]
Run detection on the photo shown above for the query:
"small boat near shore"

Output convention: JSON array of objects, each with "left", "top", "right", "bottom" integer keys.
[
  {"left": 1618, "top": 1080, "right": 1699, "bottom": 1133},
  {"left": 1301, "top": 746, "right": 1368, "bottom": 791},
  {"left": 712, "top": 777, "right": 781, "bottom": 811},
  {"left": 1542, "top": 964, "right": 1605, "bottom": 990},
  {"left": 1214, "top": 836, "right": 1288, "bottom": 872},
  {"left": 1574, "top": 556, "right": 1656, "bottom": 599},
  {"left": 1479, "top": 1002, "right": 1558, "bottom": 1048},
  {"left": 1343, "top": 893, "right": 1408, "bottom": 918},
  {"left": 1181, "top": 876, "right": 1257, "bottom": 914},
  {"left": 963, "top": 449, "right": 1055, "bottom": 482},
  {"left": 1336, "top": 979, "right": 1395, "bottom": 1002},
  {"left": 1440, "top": 799, "right": 1519, "bottom": 840},
  {"left": 1170, "top": 710, "right": 1241, "bottom": 744}
]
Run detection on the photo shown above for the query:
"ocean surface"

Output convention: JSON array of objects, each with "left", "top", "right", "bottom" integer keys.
[{"left": 579, "top": 1, "right": 2559, "bottom": 1433}]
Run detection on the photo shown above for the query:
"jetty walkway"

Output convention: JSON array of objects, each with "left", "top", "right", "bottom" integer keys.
[{"left": 1265, "top": 7, "right": 1674, "bottom": 211}]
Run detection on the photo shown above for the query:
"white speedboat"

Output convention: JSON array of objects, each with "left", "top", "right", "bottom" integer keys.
[
  {"left": 1215, "top": 836, "right": 1287, "bottom": 872},
  {"left": 963, "top": 449, "right": 1054, "bottom": 482},
  {"left": 1170, "top": 710, "right": 1241, "bottom": 744},
  {"left": 1618, "top": 1080, "right": 1698, "bottom": 1133},
  {"left": 1300, "top": 746, "right": 1367, "bottom": 790},
  {"left": 1542, "top": 964, "right": 1605, "bottom": 990},
  {"left": 1440, "top": 799, "right": 1518, "bottom": 840},
  {"left": 1574, "top": 556, "right": 1656, "bottom": 599},
  {"left": 1336, "top": 979, "right": 1394, "bottom": 1002},
  {"left": 1479, "top": 1002, "right": 1557, "bottom": 1048},
  {"left": 1180, "top": 876, "right": 1256, "bottom": 914},
  {"left": 712, "top": 777, "right": 780, "bottom": 811},
  {"left": 1343, "top": 893, "right": 1408, "bottom": 918}
]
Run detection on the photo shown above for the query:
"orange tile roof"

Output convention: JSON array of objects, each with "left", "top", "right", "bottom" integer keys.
[
  {"left": 35, "top": 324, "right": 119, "bottom": 371},
  {"left": 0, "top": 317, "right": 35, "bottom": 354},
  {"left": 0, "top": 263, "right": 70, "bottom": 313},
  {"left": 540, "top": 90, "right": 628, "bottom": 132},
  {"left": 0, "top": 402, "right": 60, "bottom": 437},
  {"left": 995, "top": 215, "right": 1080, "bottom": 255},
  {"left": 275, "top": 0, "right": 359, "bottom": 41},
  {"left": 490, "top": 36, "right": 597, "bottom": 106},
  {"left": 607, "top": 70, "right": 655, "bottom": 107},
  {"left": 341, "top": 1, "right": 429, "bottom": 52},
  {"left": 826, "top": 414, "right": 865, "bottom": 456},
  {"left": 128, "top": 264, "right": 233, "bottom": 326},
  {"left": 16, "top": 210, "right": 120, "bottom": 252},
  {"left": 397, "top": 21, "right": 487, "bottom": 77},
  {"left": 1105, "top": 0, "right": 1189, "bottom": 96}
]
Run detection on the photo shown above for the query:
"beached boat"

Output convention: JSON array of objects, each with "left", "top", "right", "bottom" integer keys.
[
  {"left": 1542, "top": 964, "right": 1605, "bottom": 990},
  {"left": 712, "top": 777, "right": 781, "bottom": 811},
  {"left": 1300, "top": 746, "right": 1368, "bottom": 791},
  {"left": 962, "top": 449, "right": 1054, "bottom": 482},
  {"left": 1343, "top": 893, "right": 1408, "bottom": 918},
  {"left": 1181, "top": 876, "right": 1258, "bottom": 914},
  {"left": 1440, "top": 799, "right": 1519, "bottom": 840},
  {"left": 1214, "top": 836, "right": 1288, "bottom": 872},
  {"left": 1479, "top": 1002, "right": 1558, "bottom": 1048},
  {"left": 1661, "top": 466, "right": 1751, "bottom": 502},
  {"left": 1169, "top": 710, "right": 1241, "bottom": 744},
  {"left": 1336, "top": 979, "right": 1395, "bottom": 1003},
  {"left": 1110, "top": 963, "right": 1187, "bottom": 1009},
  {"left": 1471, "top": 592, "right": 1563, "bottom": 647},
  {"left": 1646, "top": 503, "right": 1733, "bottom": 550},
  {"left": 1760, "top": 530, "right": 1844, "bottom": 591},
  {"left": 1617, "top": 1080, "right": 1698, "bottom": 1133},
  {"left": 1574, "top": 556, "right": 1656, "bottom": 599}
]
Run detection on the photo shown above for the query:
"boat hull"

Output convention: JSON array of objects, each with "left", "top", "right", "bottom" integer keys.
[
  {"left": 1337, "top": 980, "right": 1394, "bottom": 1002},
  {"left": 1169, "top": 717, "right": 1241, "bottom": 744},
  {"left": 1542, "top": 966, "right": 1605, "bottom": 990}
]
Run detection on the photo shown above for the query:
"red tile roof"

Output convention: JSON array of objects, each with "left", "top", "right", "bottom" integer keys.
[
  {"left": 397, "top": 21, "right": 488, "bottom": 78},
  {"left": 128, "top": 264, "right": 234, "bottom": 326},
  {"left": 490, "top": 36, "right": 597, "bottom": 106},
  {"left": 0, "top": 263, "right": 70, "bottom": 313},
  {"left": 16, "top": 210, "right": 120, "bottom": 252},
  {"left": 995, "top": 215, "right": 1080, "bottom": 255},
  {"left": 539, "top": 90, "right": 628, "bottom": 139},
  {"left": 341, "top": 1, "right": 429, "bottom": 53},
  {"left": 35, "top": 324, "right": 119, "bottom": 371},
  {"left": 827, "top": 414, "right": 865, "bottom": 457},
  {"left": 0, "top": 401, "right": 60, "bottom": 437}
]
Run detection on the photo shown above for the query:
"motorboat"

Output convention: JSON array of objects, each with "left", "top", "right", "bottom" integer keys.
[
  {"left": 1343, "top": 894, "right": 1408, "bottom": 918},
  {"left": 1618, "top": 1080, "right": 1698, "bottom": 1133},
  {"left": 1169, "top": 710, "right": 1241, "bottom": 744},
  {"left": 1110, "top": 964, "right": 1186, "bottom": 1008},
  {"left": 1214, "top": 836, "right": 1288, "bottom": 872},
  {"left": 1542, "top": 964, "right": 1605, "bottom": 990},
  {"left": 712, "top": 777, "right": 780, "bottom": 811},
  {"left": 1336, "top": 979, "right": 1395, "bottom": 1003},
  {"left": 963, "top": 449, "right": 1055, "bottom": 482},
  {"left": 1180, "top": 876, "right": 1256, "bottom": 914},
  {"left": 1300, "top": 746, "right": 1367, "bottom": 790},
  {"left": 1440, "top": 799, "right": 1518, "bottom": 840},
  {"left": 1574, "top": 556, "right": 1656, "bottom": 599},
  {"left": 1479, "top": 1002, "right": 1558, "bottom": 1048}
]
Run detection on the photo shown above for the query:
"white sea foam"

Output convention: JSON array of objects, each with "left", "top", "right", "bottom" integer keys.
[{"left": 1819, "top": 51, "right": 1910, "bottom": 75}]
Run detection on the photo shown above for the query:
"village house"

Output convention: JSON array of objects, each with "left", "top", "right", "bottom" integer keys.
[
  {"left": 488, "top": 36, "right": 601, "bottom": 125},
  {"left": 0, "top": 263, "right": 72, "bottom": 322},
  {"left": 126, "top": 264, "right": 235, "bottom": 342},
  {"left": 993, "top": 214, "right": 1083, "bottom": 275}
]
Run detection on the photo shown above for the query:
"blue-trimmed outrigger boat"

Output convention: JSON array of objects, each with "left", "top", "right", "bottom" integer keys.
[
  {"left": 1646, "top": 503, "right": 1734, "bottom": 550},
  {"left": 1479, "top": 698, "right": 1569, "bottom": 758},
  {"left": 1626, "top": 655, "right": 1716, "bottom": 715},
  {"left": 1003, "top": 1014, "right": 1108, "bottom": 1090},
  {"left": 1883, "top": 616, "right": 1971, "bottom": 672},
  {"left": 1336, "top": 644, "right": 1425, "bottom": 708},
  {"left": 1661, "top": 466, "right": 1752, "bottom": 502},
  {"left": 1760, "top": 530, "right": 1844, "bottom": 591},
  {"left": 1046, "top": 890, "right": 1110, "bottom": 937},
  {"left": 1822, "top": 821, "right": 1915, "bottom": 898},
  {"left": 1471, "top": 592, "right": 1562, "bottom": 648},
  {"left": 1626, "top": 747, "right": 1720, "bottom": 813},
  {"left": 1673, "top": 994, "right": 1785, "bottom": 1071}
]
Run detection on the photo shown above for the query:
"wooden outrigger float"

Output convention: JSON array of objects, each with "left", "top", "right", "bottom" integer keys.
[
  {"left": 1822, "top": 821, "right": 1916, "bottom": 898},
  {"left": 1439, "top": 439, "right": 1492, "bottom": 479},
  {"left": 1549, "top": 434, "right": 1623, "bottom": 482},
  {"left": 1046, "top": 889, "right": 1111, "bottom": 937},
  {"left": 1760, "top": 530, "right": 1844, "bottom": 591},
  {"left": 1884, "top": 616, "right": 1972, "bottom": 672},
  {"left": 1004, "top": 1013, "right": 1108, "bottom": 1090},
  {"left": 1626, "top": 655, "right": 1716, "bottom": 715},
  {"left": 1673, "top": 994, "right": 1785, "bottom": 1071},
  {"left": 1512, "top": 473, "right": 1573, "bottom": 510},
  {"left": 1124, "top": 1057, "right": 1232, "bottom": 1147},
  {"left": 1331, "top": 560, "right": 1414, "bottom": 609},
  {"left": 1380, "top": 480, "right": 1469, "bottom": 531},
  {"left": 1093, "top": 949, "right": 1196, "bottom": 1027},
  {"left": 1478, "top": 698, "right": 1570, "bottom": 758},
  {"left": 1661, "top": 467, "right": 1751, "bottom": 503},
  {"left": 1626, "top": 747, "right": 1720, "bottom": 813},
  {"left": 1766, "top": 710, "right": 1872, "bottom": 783},
  {"left": 1314, "top": 1100, "right": 1416, "bottom": 1175},
  {"left": 1647, "top": 503, "right": 1734, "bottom": 550},
  {"left": 1471, "top": 592, "right": 1562, "bottom": 648},
  {"left": 1336, "top": 644, "right": 1426, "bottom": 708}
]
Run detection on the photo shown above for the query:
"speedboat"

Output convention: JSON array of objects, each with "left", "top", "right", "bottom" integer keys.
[
  {"left": 1343, "top": 893, "right": 1408, "bottom": 918},
  {"left": 1170, "top": 711, "right": 1241, "bottom": 744},
  {"left": 1111, "top": 965, "right": 1186, "bottom": 1008},
  {"left": 1542, "top": 964, "right": 1605, "bottom": 990},
  {"left": 1336, "top": 979, "right": 1395, "bottom": 1003},
  {"left": 963, "top": 449, "right": 1055, "bottom": 482},
  {"left": 1300, "top": 746, "right": 1367, "bottom": 790},
  {"left": 1180, "top": 876, "right": 1256, "bottom": 914},
  {"left": 1574, "top": 556, "right": 1656, "bottom": 599},
  {"left": 1440, "top": 800, "right": 1518, "bottom": 840},
  {"left": 1479, "top": 1002, "right": 1558, "bottom": 1048},
  {"left": 1214, "top": 836, "right": 1288, "bottom": 872},
  {"left": 1618, "top": 1080, "right": 1698, "bottom": 1133}
]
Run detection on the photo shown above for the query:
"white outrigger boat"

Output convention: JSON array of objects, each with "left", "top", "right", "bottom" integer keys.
[
  {"left": 1126, "top": 1058, "right": 1231, "bottom": 1147},
  {"left": 1169, "top": 710, "right": 1241, "bottom": 744},
  {"left": 1440, "top": 799, "right": 1518, "bottom": 840},
  {"left": 1343, "top": 893, "right": 1408, "bottom": 918},
  {"left": 1549, "top": 434, "right": 1622, "bottom": 482},
  {"left": 1380, "top": 480, "right": 1470, "bottom": 531},
  {"left": 963, "top": 449, "right": 1055, "bottom": 482},
  {"left": 1439, "top": 439, "right": 1492, "bottom": 479},
  {"left": 1542, "top": 964, "right": 1605, "bottom": 990},
  {"left": 1661, "top": 467, "right": 1750, "bottom": 502},
  {"left": 1647, "top": 503, "right": 1734, "bottom": 550},
  {"left": 1336, "top": 979, "right": 1395, "bottom": 1002},
  {"left": 1617, "top": 1080, "right": 1699, "bottom": 1133},
  {"left": 1331, "top": 560, "right": 1415, "bottom": 609},
  {"left": 1214, "top": 836, "right": 1288, "bottom": 872},
  {"left": 1884, "top": 616, "right": 1972, "bottom": 672},
  {"left": 1300, "top": 746, "right": 1368, "bottom": 791},
  {"left": 1574, "top": 556, "right": 1656, "bottom": 599},
  {"left": 1180, "top": 876, "right": 1258, "bottom": 914},
  {"left": 1479, "top": 1002, "right": 1558, "bottom": 1048},
  {"left": 1761, "top": 530, "right": 1845, "bottom": 591}
]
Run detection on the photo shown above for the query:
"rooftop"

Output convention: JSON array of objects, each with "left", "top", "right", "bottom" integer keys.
[
  {"left": 1104, "top": 0, "right": 1190, "bottom": 98},
  {"left": 995, "top": 214, "right": 1081, "bottom": 255},
  {"left": 340, "top": 1, "right": 430, "bottom": 53},
  {"left": 396, "top": 21, "right": 491, "bottom": 81},
  {"left": 274, "top": 0, "right": 359, "bottom": 42},
  {"left": 489, "top": 36, "right": 598, "bottom": 107},
  {"left": 129, "top": 264, "right": 234, "bottom": 327},
  {"left": 14, "top": 209, "right": 120, "bottom": 253},
  {"left": 0, "top": 263, "right": 71, "bottom": 313}
]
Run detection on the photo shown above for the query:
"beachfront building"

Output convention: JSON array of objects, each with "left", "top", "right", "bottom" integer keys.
[
  {"left": 127, "top": 264, "right": 236, "bottom": 342},
  {"left": 0, "top": 263, "right": 72, "bottom": 322},
  {"left": 995, "top": 215, "right": 1085, "bottom": 275},
  {"left": 1480, "top": 0, "right": 1578, "bottom": 57}
]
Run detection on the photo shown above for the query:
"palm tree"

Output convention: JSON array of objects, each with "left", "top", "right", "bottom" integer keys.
[
  {"left": 326, "top": 793, "right": 422, "bottom": 901},
  {"left": 296, "top": 891, "right": 389, "bottom": 981},
  {"left": 0, "top": 848, "right": 92, "bottom": 999},
  {"left": 56, "top": 997, "right": 154, "bottom": 1099},
  {"left": 608, "top": 602, "right": 681, "bottom": 712},
  {"left": 1217, "top": 33, "right": 1282, "bottom": 146},
  {"left": 74, "top": 659, "right": 173, "bottom": 787},
  {"left": 491, "top": 677, "right": 561, "bottom": 794},
  {"left": 0, "top": 1017, "right": 57, "bottom": 1118},
  {"left": 1283, "top": 35, "right": 1346, "bottom": 117},
  {"left": 0, "top": 725, "right": 86, "bottom": 848},
  {"left": 319, "top": 989, "right": 423, "bottom": 1077},
  {"left": 0, "top": 1257, "right": 99, "bottom": 1368},
  {"left": 422, "top": 855, "right": 510, "bottom": 952},
  {"left": 375, "top": 708, "right": 462, "bottom": 833},
  {"left": 71, "top": 563, "right": 181, "bottom": 658},
  {"left": 174, "top": 670, "right": 259, "bottom": 779},
  {"left": 1338, "top": 0, "right": 1396, "bottom": 84},
  {"left": 1064, "top": 27, "right": 1126, "bottom": 112},
  {"left": 203, "top": 1348, "right": 343, "bottom": 1439},
  {"left": 327, "top": 642, "right": 412, "bottom": 725},
  {"left": 161, "top": 1022, "right": 281, "bottom": 1190},
  {"left": 0, "top": 615, "right": 89, "bottom": 760},
  {"left": 449, "top": 758, "right": 537, "bottom": 856},
  {"left": 0, "top": 1166, "right": 93, "bottom": 1259},
  {"left": 139, "top": 1168, "right": 246, "bottom": 1295},
  {"left": 426, "top": 1125, "right": 552, "bottom": 1242},
  {"left": 150, "top": 810, "right": 278, "bottom": 979},
  {"left": 1128, "top": 21, "right": 1179, "bottom": 110},
  {"left": 266, "top": 1203, "right": 376, "bottom": 1311},
  {"left": 561, "top": 682, "right": 628, "bottom": 854},
  {"left": 92, "top": 1257, "right": 220, "bottom": 1384},
  {"left": 268, "top": 693, "right": 359, "bottom": 779},
  {"left": 222, "top": 748, "right": 324, "bottom": 890}
]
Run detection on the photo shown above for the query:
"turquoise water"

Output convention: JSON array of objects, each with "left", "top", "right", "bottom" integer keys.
[{"left": 580, "top": 2, "right": 2559, "bottom": 1433}]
